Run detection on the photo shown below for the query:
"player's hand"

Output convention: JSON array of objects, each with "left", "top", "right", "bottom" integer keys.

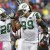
[
  {"left": 39, "top": 41, "right": 47, "bottom": 48},
  {"left": 39, "top": 36, "right": 48, "bottom": 48}
]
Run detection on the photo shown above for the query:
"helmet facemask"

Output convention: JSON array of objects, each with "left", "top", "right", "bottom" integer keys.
[
  {"left": 0, "top": 8, "right": 6, "bottom": 21},
  {"left": 17, "top": 9, "right": 27, "bottom": 17},
  {"left": 1, "top": 12, "right": 7, "bottom": 21},
  {"left": 18, "top": 3, "right": 30, "bottom": 17}
]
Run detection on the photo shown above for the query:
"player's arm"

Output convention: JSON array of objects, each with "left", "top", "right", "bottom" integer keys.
[
  {"left": 36, "top": 12, "right": 48, "bottom": 35},
  {"left": 11, "top": 19, "right": 21, "bottom": 33},
  {"left": 36, "top": 12, "right": 49, "bottom": 47},
  {"left": 11, "top": 18, "right": 21, "bottom": 39},
  {"left": 9, "top": 12, "right": 21, "bottom": 33}
]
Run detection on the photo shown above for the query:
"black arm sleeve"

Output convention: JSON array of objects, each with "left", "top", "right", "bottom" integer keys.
[{"left": 38, "top": 20, "right": 48, "bottom": 34}]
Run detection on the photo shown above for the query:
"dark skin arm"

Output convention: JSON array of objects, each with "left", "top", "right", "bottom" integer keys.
[
  {"left": 36, "top": 13, "right": 48, "bottom": 47},
  {"left": 35, "top": 12, "right": 48, "bottom": 35},
  {"left": 11, "top": 19, "right": 21, "bottom": 39},
  {"left": 37, "top": 17, "right": 48, "bottom": 35}
]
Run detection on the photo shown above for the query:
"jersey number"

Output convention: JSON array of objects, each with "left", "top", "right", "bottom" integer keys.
[
  {"left": 1, "top": 23, "right": 11, "bottom": 34},
  {"left": 21, "top": 20, "right": 34, "bottom": 30}
]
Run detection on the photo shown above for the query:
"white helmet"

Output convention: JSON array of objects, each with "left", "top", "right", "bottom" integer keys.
[
  {"left": 0, "top": 8, "right": 5, "bottom": 14},
  {"left": 18, "top": 3, "right": 30, "bottom": 14}
]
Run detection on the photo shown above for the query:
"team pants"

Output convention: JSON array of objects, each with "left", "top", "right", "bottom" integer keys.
[
  {"left": 0, "top": 41, "right": 11, "bottom": 50},
  {"left": 3, "top": 41, "right": 11, "bottom": 50},
  {"left": 16, "top": 38, "right": 38, "bottom": 50}
]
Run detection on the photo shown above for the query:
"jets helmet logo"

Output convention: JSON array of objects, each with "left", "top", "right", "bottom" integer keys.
[{"left": 22, "top": 4, "right": 27, "bottom": 8}]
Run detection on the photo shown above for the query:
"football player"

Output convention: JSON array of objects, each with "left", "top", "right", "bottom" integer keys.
[
  {"left": 12, "top": 3, "right": 48, "bottom": 50},
  {"left": 0, "top": 8, "right": 12, "bottom": 50}
]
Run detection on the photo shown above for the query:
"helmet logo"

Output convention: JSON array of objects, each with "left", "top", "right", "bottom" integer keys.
[{"left": 22, "top": 4, "right": 27, "bottom": 8}]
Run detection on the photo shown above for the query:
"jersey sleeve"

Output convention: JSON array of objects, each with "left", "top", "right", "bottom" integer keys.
[{"left": 35, "top": 12, "right": 41, "bottom": 19}]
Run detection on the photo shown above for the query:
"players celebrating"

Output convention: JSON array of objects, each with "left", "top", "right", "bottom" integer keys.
[{"left": 12, "top": 3, "right": 48, "bottom": 50}]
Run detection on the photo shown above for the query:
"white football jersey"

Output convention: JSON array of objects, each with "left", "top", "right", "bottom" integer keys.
[
  {"left": 0, "top": 19, "right": 11, "bottom": 41},
  {"left": 19, "top": 12, "right": 39, "bottom": 41}
]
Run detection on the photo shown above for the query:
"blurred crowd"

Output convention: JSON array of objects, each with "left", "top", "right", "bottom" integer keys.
[
  {"left": 0, "top": 0, "right": 50, "bottom": 50},
  {"left": 0, "top": 0, "right": 50, "bottom": 25}
]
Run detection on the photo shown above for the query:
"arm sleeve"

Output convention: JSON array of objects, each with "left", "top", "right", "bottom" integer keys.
[
  {"left": 35, "top": 12, "right": 48, "bottom": 34},
  {"left": 38, "top": 20, "right": 48, "bottom": 34}
]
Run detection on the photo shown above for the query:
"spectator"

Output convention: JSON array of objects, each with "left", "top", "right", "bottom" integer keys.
[
  {"left": 45, "top": 1, "right": 50, "bottom": 11},
  {"left": 3, "top": 3, "right": 11, "bottom": 14},
  {"left": 29, "top": 1, "right": 40, "bottom": 12},
  {"left": 7, "top": 0, "right": 17, "bottom": 13}
]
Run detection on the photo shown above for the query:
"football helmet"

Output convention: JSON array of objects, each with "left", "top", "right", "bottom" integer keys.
[
  {"left": 18, "top": 3, "right": 30, "bottom": 16},
  {"left": 0, "top": 8, "right": 7, "bottom": 21}
]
